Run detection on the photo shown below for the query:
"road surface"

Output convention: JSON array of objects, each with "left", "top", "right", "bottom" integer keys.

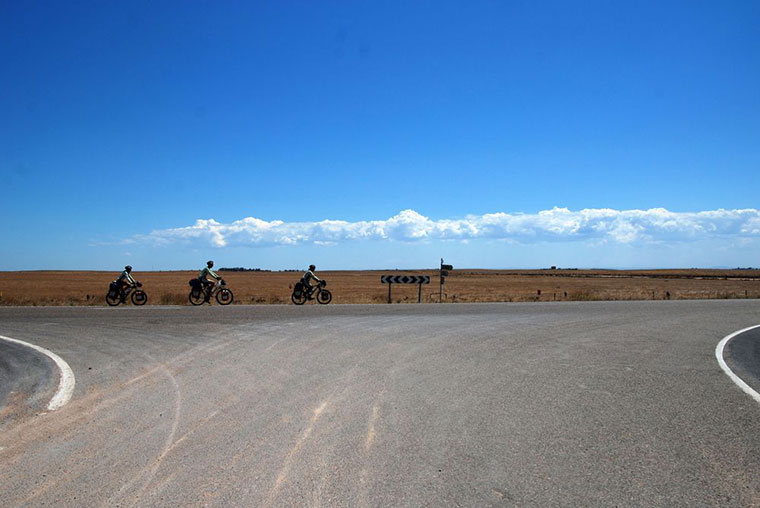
[{"left": 1, "top": 300, "right": 759, "bottom": 507}]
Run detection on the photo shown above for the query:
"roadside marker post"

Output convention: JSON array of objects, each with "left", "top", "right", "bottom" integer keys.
[{"left": 380, "top": 275, "right": 431, "bottom": 303}]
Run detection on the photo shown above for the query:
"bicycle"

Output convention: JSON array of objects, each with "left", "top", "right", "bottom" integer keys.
[
  {"left": 106, "top": 282, "right": 147, "bottom": 306},
  {"left": 292, "top": 279, "right": 332, "bottom": 305},
  {"left": 189, "top": 278, "right": 234, "bottom": 306}
]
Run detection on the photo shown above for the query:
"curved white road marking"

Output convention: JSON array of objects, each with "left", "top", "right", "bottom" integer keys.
[
  {"left": 0, "top": 334, "right": 75, "bottom": 411},
  {"left": 715, "top": 324, "right": 760, "bottom": 405}
]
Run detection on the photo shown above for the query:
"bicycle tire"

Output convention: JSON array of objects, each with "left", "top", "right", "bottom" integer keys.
[
  {"left": 316, "top": 289, "right": 332, "bottom": 304},
  {"left": 131, "top": 290, "right": 148, "bottom": 306},
  {"left": 189, "top": 290, "right": 205, "bottom": 306},
  {"left": 216, "top": 288, "right": 234, "bottom": 305}
]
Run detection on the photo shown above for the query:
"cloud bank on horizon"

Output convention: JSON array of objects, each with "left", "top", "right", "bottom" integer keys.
[{"left": 135, "top": 207, "right": 760, "bottom": 248}]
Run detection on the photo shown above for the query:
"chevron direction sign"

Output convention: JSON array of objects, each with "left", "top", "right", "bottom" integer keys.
[
  {"left": 381, "top": 274, "right": 430, "bottom": 303},
  {"left": 381, "top": 275, "right": 430, "bottom": 284}
]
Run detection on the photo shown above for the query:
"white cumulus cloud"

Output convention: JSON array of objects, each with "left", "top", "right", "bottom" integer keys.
[{"left": 135, "top": 207, "right": 760, "bottom": 248}]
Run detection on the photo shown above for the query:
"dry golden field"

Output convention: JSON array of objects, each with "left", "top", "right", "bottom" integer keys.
[{"left": 1, "top": 269, "right": 759, "bottom": 306}]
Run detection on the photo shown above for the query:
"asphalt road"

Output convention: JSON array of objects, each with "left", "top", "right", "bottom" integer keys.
[
  {"left": 1, "top": 301, "right": 759, "bottom": 507},
  {"left": 725, "top": 326, "right": 760, "bottom": 395},
  {"left": 0, "top": 340, "right": 56, "bottom": 425}
]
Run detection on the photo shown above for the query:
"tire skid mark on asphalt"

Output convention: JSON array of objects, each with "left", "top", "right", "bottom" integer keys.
[
  {"left": 358, "top": 389, "right": 386, "bottom": 508},
  {"left": 265, "top": 399, "right": 331, "bottom": 507},
  {"left": 100, "top": 330, "right": 232, "bottom": 501},
  {"left": 162, "top": 409, "right": 220, "bottom": 456},
  {"left": 357, "top": 339, "right": 497, "bottom": 508},
  {"left": 266, "top": 357, "right": 387, "bottom": 507},
  {"left": 144, "top": 471, "right": 178, "bottom": 502},
  {"left": 308, "top": 452, "right": 330, "bottom": 508},
  {"left": 13, "top": 368, "right": 180, "bottom": 507},
  {"left": 16, "top": 405, "right": 131, "bottom": 506},
  {"left": 9, "top": 347, "right": 331, "bottom": 506},
  {"left": 105, "top": 363, "right": 183, "bottom": 508},
  {"left": 264, "top": 365, "right": 361, "bottom": 507},
  {"left": 4, "top": 389, "right": 130, "bottom": 504},
  {"left": 165, "top": 353, "right": 355, "bottom": 497},
  {"left": 9, "top": 327, "right": 407, "bottom": 506},
  {"left": 6, "top": 336, "right": 379, "bottom": 505},
  {"left": 9, "top": 330, "right": 222, "bottom": 500},
  {"left": 22, "top": 400, "right": 227, "bottom": 507},
  {"left": 1, "top": 337, "right": 228, "bottom": 451},
  {"left": 129, "top": 405, "right": 225, "bottom": 503},
  {"left": 0, "top": 337, "right": 233, "bottom": 506},
  {"left": 120, "top": 332, "right": 280, "bottom": 388},
  {"left": 365, "top": 400, "right": 381, "bottom": 452},
  {"left": 204, "top": 340, "right": 237, "bottom": 355},
  {"left": 123, "top": 338, "right": 230, "bottom": 387},
  {"left": 109, "top": 332, "right": 298, "bottom": 505},
  {"left": 9, "top": 380, "right": 171, "bottom": 506},
  {"left": 203, "top": 396, "right": 313, "bottom": 479},
  {"left": 264, "top": 336, "right": 289, "bottom": 352}
]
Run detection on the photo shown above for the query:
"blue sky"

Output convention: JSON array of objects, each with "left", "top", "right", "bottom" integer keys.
[{"left": 1, "top": 1, "right": 758, "bottom": 270}]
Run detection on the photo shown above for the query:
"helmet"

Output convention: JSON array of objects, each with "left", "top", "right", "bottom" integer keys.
[
  {"left": 309, "top": 264, "right": 316, "bottom": 271},
  {"left": 125, "top": 265, "right": 132, "bottom": 272},
  {"left": 207, "top": 260, "right": 214, "bottom": 267}
]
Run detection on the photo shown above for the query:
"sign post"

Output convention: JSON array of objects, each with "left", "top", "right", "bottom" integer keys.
[
  {"left": 381, "top": 275, "right": 431, "bottom": 303},
  {"left": 439, "top": 259, "right": 454, "bottom": 302}
]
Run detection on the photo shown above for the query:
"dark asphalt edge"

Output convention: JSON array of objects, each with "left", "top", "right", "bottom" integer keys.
[
  {"left": 724, "top": 326, "right": 760, "bottom": 396},
  {"left": 0, "top": 338, "right": 58, "bottom": 423},
  {"left": 717, "top": 325, "right": 760, "bottom": 404}
]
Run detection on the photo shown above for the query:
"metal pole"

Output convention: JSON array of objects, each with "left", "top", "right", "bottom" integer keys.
[
  {"left": 418, "top": 282, "right": 422, "bottom": 303},
  {"left": 388, "top": 282, "right": 392, "bottom": 304}
]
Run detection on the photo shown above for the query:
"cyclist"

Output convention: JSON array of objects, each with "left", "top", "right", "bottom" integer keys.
[
  {"left": 302, "top": 264, "right": 322, "bottom": 299},
  {"left": 198, "top": 260, "right": 221, "bottom": 296},
  {"left": 114, "top": 265, "right": 137, "bottom": 300}
]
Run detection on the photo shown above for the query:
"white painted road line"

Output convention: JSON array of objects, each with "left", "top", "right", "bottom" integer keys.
[
  {"left": 0, "top": 334, "right": 75, "bottom": 411},
  {"left": 715, "top": 324, "right": 760, "bottom": 405}
]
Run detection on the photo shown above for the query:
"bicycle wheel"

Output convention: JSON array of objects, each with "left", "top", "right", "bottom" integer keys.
[
  {"left": 189, "top": 290, "right": 205, "bottom": 306},
  {"left": 131, "top": 290, "right": 148, "bottom": 306},
  {"left": 106, "top": 292, "right": 121, "bottom": 306},
  {"left": 316, "top": 289, "right": 332, "bottom": 304},
  {"left": 216, "top": 288, "right": 234, "bottom": 305},
  {"left": 291, "top": 291, "right": 306, "bottom": 305}
]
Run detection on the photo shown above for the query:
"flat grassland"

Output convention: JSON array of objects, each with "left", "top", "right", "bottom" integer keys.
[{"left": 1, "top": 269, "right": 759, "bottom": 306}]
